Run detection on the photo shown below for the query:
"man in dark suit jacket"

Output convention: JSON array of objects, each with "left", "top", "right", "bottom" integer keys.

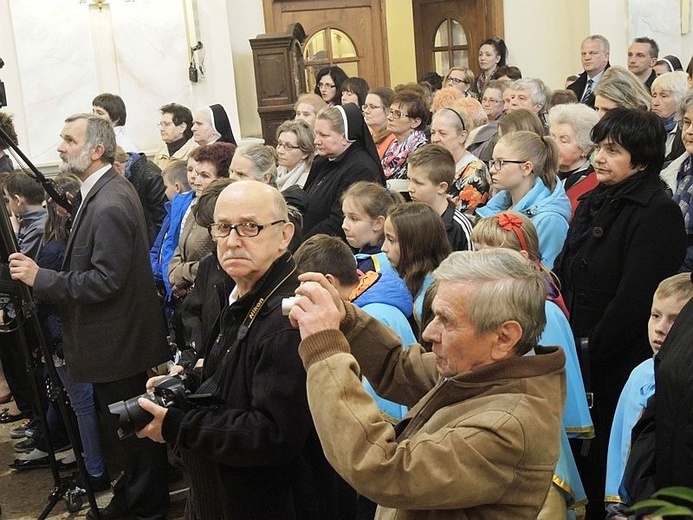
[
  {"left": 567, "top": 35, "right": 611, "bottom": 108},
  {"left": 9, "top": 114, "right": 170, "bottom": 520},
  {"left": 628, "top": 37, "right": 659, "bottom": 91}
]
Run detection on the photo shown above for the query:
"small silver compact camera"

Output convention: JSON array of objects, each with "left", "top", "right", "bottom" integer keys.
[{"left": 281, "top": 296, "right": 298, "bottom": 316}]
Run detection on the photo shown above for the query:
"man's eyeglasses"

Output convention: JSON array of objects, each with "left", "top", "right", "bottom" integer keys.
[
  {"left": 488, "top": 159, "right": 526, "bottom": 170},
  {"left": 276, "top": 141, "right": 301, "bottom": 151},
  {"left": 362, "top": 104, "right": 384, "bottom": 113},
  {"left": 157, "top": 121, "right": 175, "bottom": 128},
  {"left": 388, "top": 108, "right": 411, "bottom": 119},
  {"left": 208, "top": 220, "right": 286, "bottom": 238}
]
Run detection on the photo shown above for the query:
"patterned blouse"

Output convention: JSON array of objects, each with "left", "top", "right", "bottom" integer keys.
[{"left": 448, "top": 151, "right": 491, "bottom": 214}]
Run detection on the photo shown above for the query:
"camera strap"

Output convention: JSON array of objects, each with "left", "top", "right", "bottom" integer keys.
[{"left": 196, "top": 261, "right": 297, "bottom": 398}]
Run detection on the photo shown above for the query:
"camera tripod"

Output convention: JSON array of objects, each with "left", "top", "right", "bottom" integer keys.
[{"left": 0, "top": 127, "right": 100, "bottom": 518}]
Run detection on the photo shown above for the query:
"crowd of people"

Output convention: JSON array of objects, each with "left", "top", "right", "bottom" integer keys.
[{"left": 0, "top": 31, "right": 692, "bottom": 520}]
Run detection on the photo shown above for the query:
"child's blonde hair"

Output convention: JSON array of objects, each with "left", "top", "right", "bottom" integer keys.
[
  {"left": 655, "top": 273, "right": 693, "bottom": 303},
  {"left": 471, "top": 212, "right": 540, "bottom": 262}
]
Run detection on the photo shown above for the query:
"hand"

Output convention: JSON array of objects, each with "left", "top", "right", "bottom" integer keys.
[
  {"left": 50, "top": 191, "right": 76, "bottom": 219},
  {"left": 296, "top": 272, "right": 346, "bottom": 320},
  {"left": 8, "top": 253, "right": 39, "bottom": 287},
  {"left": 172, "top": 285, "right": 188, "bottom": 299},
  {"left": 135, "top": 398, "right": 168, "bottom": 443},
  {"left": 168, "top": 364, "right": 185, "bottom": 376},
  {"left": 145, "top": 374, "right": 170, "bottom": 393},
  {"left": 289, "top": 275, "right": 344, "bottom": 339}
]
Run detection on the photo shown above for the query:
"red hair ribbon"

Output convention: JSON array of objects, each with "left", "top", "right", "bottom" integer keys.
[{"left": 496, "top": 213, "right": 530, "bottom": 253}]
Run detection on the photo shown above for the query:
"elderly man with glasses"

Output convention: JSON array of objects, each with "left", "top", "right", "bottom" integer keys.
[{"left": 136, "top": 180, "right": 354, "bottom": 519}]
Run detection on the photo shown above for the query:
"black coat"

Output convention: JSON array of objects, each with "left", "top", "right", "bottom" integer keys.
[
  {"left": 127, "top": 153, "right": 167, "bottom": 246},
  {"left": 655, "top": 296, "right": 693, "bottom": 490},
  {"left": 303, "top": 141, "right": 382, "bottom": 240},
  {"left": 555, "top": 171, "right": 686, "bottom": 435},
  {"left": 163, "top": 253, "right": 353, "bottom": 519}
]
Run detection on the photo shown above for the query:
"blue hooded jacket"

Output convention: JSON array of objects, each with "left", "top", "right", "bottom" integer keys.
[
  {"left": 351, "top": 268, "right": 416, "bottom": 422},
  {"left": 476, "top": 177, "right": 571, "bottom": 269},
  {"left": 160, "top": 190, "right": 195, "bottom": 300}
]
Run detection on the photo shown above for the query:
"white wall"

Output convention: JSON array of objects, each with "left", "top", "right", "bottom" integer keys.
[
  {"left": 226, "top": 0, "right": 265, "bottom": 139},
  {"left": 503, "top": 0, "right": 590, "bottom": 90}
]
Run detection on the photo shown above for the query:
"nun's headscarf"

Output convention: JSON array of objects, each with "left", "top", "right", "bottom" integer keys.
[
  {"left": 207, "top": 104, "right": 237, "bottom": 145},
  {"left": 336, "top": 103, "right": 385, "bottom": 184}
]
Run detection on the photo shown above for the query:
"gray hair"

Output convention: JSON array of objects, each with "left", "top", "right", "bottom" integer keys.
[
  {"left": 65, "top": 113, "right": 116, "bottom": 164},
  {"left": 275, "top": 119, "right": 315, "bottom": 164},
  {"left": 434, "top": 249, "right": 546, "bottom": 352},
  {"left": 677, "top": 92, "right": 693, "bottom": 121},
  {"left": 547, "top": 103, "right": 600, "bottom": 152},
  {"left": 651, "top": 71, "right": 689, "bottom": 105},
  {"left": 583, "top": 34, "right": 610, "bottom": 53},
  {"left": 512, "top": 78, "right": 552, "bottom": 114},
  {"left": 235, "top": 144, "right": 278, "bottom": 186}
]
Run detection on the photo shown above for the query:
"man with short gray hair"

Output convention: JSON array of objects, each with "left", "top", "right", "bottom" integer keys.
[
  {"left": 9, "top": 113, "right": 170, "bottom": 520},
  {"left": 568, "top": 35, "right": 611, "bottom": 108},
  {"left": 290, "top": 249, "right": 566, "bottom": 519}
]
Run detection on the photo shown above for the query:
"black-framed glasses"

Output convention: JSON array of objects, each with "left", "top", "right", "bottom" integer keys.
[
  {"left": 488, "top": 159, "right": 526, "bottom": 170},
  {"left": 276, "top": 141, "right": 301, "bottom": 151},
  {"left": 208, "top": 220, "right": 286, "bottom": 238},
  {"left": 318, "top": 82, "right": 336, "bottom": 89},
  {"left": 388, "top": 108, "right": 410, "bottom": 119},
  {"left": 447, "top": 77, "right": 468, "bottom": 85}
]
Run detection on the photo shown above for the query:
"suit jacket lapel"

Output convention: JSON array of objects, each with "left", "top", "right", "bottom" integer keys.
[{"left": 62, "top": 168, "right": 117, "bottom": 269}]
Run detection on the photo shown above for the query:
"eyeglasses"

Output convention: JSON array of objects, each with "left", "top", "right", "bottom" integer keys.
[
  {"left": 447, "top": 77, "right": 469, "bottom": 85},
  {"left": 157, "top": 121, "right": 175, "bottom": 128},
  {"left": 488, "top": 159, "right": 526, "bottom": 170},
  {"left": 362, "top": 104, "right": 384, "bottom": 113},
  {"left": 682, "top": 118, "right": 693, "bottom": 130},
  {"left": 318, "top": 82, "right": 336, "bottom": 90},
  {"left": 208, "top": 220, "right": 286, "bottom": 238},
  {"left": 388, "top": 108, "right": 411, "bottom": 119},
  {"left": 481, "top": 97, "right": 503, "bottom": 105},
  {"left": 276, "top": 141, "right": 301, "bottom": 151}
]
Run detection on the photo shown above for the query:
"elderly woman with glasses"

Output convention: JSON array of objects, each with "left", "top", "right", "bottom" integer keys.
[
  {"left": 381, "top": 83, "right": 430, "bottom": 179},
  {"left": 272, "top": 119, "right": 315, "bottom": 191}
]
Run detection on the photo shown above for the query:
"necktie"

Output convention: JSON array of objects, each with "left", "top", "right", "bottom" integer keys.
[{"left": 581, "top": 79, "right": 594, "bottom": 104}]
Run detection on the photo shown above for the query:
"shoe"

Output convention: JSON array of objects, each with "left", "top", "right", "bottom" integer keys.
[
  {"left": 0, "top": 409, "right": 31, "bottom": 423},
  {"left": 13, "top": 437, "right": 36, "bottom": 453},
  {"left": 9, "top": 419, "right": 36, "bottom": 439},
  {"left": 9, "top": 456, "right": 76, "bottom": 470},
  {"left": 85, "top": 502, "right": 130, "bottom": 520},
  {"left": 77, "top": 471, "right": 111, "bottom": 493}
]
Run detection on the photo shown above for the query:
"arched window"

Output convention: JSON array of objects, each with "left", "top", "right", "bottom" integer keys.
[
  {"left": 304, "top": 28, "right": 359, "bottom": 91},
  {"left": 433, "top": 18, "right": 470, "bottom": 75}
]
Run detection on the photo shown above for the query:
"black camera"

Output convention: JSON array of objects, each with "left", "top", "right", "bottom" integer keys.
[{"left": 108, "top": 376, "right": 191, "bottom": 439}]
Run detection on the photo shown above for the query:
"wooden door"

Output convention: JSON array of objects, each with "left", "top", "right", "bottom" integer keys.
[
  {"left": 413, "top": 0, "right": 504, "bottom": 78},
  {"left": 263, "top": 0, "right": 389, "bottom": 89}
]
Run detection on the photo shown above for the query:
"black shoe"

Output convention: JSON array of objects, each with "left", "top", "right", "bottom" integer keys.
[
  {"left": 13, "top": 437, "right": 36, "bottom": 453},
  {"left": 85, "top": 502, "right": 130, "bottom": 520},
  {"left": 9, "top": 456, "right": 76, "bottom": 470},
  {"left": 0, "top": 409, "right": 31, "bottom": 423},
  {"left": 76, "top": 471, "right": 112, "bottom": 493},
  {"left": 9, "top": 419, "right": 36, "bottom": 439}
]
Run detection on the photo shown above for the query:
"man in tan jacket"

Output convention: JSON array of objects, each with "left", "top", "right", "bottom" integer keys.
[{"left": 290, "top": 249, "right": 566, "bottom": 519}]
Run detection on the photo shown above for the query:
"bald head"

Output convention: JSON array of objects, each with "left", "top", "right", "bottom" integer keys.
[{"left": 214, "top": 180, "right": 294, "bottom": 295}]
